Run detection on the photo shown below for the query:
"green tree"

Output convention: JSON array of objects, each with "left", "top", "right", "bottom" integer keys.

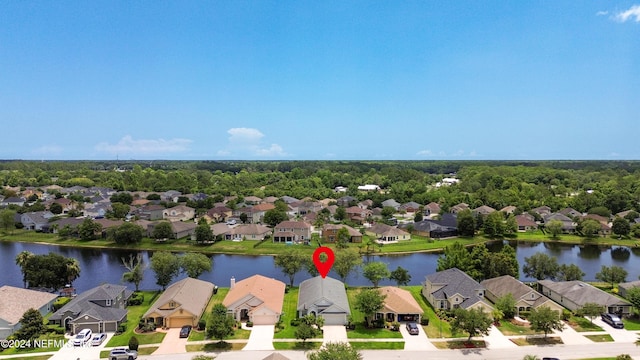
[
  {"left": 263, "top": 208, "right": 288, "bottom": 227},
  {"left": 239, "top": 213, "right": 248, "bottom": 224},
  {"left": 546, "top": 220, "right": 563, "bottom": 239},
  {"left": 15, "top": 250, "right": 34, "bottom": 288},
  {"left": 580, "top": 302, "right": 604, "bottom": 323},
  {"left": 381, "top": 206, "right": 396, "bottom": 219},
  {"left": 111, "top": 192, "right": 134, "bottom": 205},
  {"left": 150, "top": 251, "right": 181, "bottom": 290},
  {"left": 495, "top": 293, "right": 517, "bottom": 319},
  {"left": 362, "top": 261, "right": 390, "bottom": 287},
  {"left": 152, "top": 221, "right": 174, "bottom": 240},
  {"left": 64, "top": 257, "right": 81, "bottom": 286},
  {"left": 581, "top": 218, "right": 601, "bottom": 238},
  {"left": 0, "top": 209, "right": 16, "bottom": 234},
  {"left": 108, "top": 202, "right": 130, "bottom": 219},
  {"left": 295, "top": 314, "right": 322, "bottom": 342},
  {"left": 206, "top": 303, "right": 235, "bottom": 341},
  {"left": 483, "top": 211, "right": 504, "bottom": 237},
  {"left": 18, "top": 252, "right": 80, "bottom": 290},
  {"left": 595, "top": 265, "right": 628, "bottom": 288},
  {"left": 612, "top": 217, "right": 631, "bottom": 237},
  {"left": 504, "top": 214, "right": 518, "bottom": 235},
  {"left": 121, "top": 254, "right": 145, "bottom": 292},
  {"left": 111, "top": 222, "right": 144, "bottom": 245},
  {"left": 528, "top": 306, "right": 564, "bottom": 338},
  {"left": 13, "top": 308, "right": 46, "bottom": 342},
  {"left": 414, "top": 212, "right": 423, "bottom": 222},
  {"left": 558, "top": 263, "right": 585, "bottom": 281},
  {"left": 626, "top": 286, "right": 640, "bottom": 312},
  {"left": 334, "top": 207, "right": 347, "bottom": 221},
  {"left": 333, "top": 249, "right": 362, "bottom": 283},
  {"left": 195, "top": 222, "right": 214, "bottom": 243},
  {"left": 49, "top": 202, "right": 63, "bottom": 215},
  {"left": 307, "top": 342, "right": 363, "bottom": 360},
  {"left": 180, "top": 252, "right": 212, "bottom": 278},
  {"left": 522, "top": 356, "right": 540, "bottom": 360},
  {"left": 77, "top": 218, "right": 102, "bottom": 240},
  {"left": 336, "top": 227, "right": 350, "bottom": 249},
  {"left": 451, "top": 307, "right": 493, "bottom": 342},
  {"left": 354, "top": 288, "right": 386, "bottom": 327},
  {"left": 437, "top": 241, "right": 474, "bottom": 274},
  {"left": 389, "top": 266, "right": 411, "bottom": 286},
  {"left": 523, "top": 252, "right": 559, "bottom": 280},
  {"left": 274, "top": 248, "right": 306, "bottom": 287},
  {"left": 456, "top": 209, "right": 476, "bottom": 237}
]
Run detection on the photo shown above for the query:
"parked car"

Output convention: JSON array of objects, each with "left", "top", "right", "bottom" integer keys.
[
  {"left": 542, "top": 358, "right": 560, "bottom": 360},
  {"left": 73, "top": 328, "right": 92, "bottom": 346},
  {"left": 601, "top": 313, "right": 624, "bottom": 329},
  {"left": 108, "top": 347, "right": 138, "bottom": 360},
  {"left": 179, "top": 325, "right": 192, "bottom": 338},
  {"left": 406, "top": 322, "right": 419, "bottom": 335},
  {"left": 91, "top": 332, "right": 107, "bottom": 346}
]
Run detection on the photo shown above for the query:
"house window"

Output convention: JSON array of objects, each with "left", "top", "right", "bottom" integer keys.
[
  {"left": 531, "top": 293, "right": 535, "bottom": 299},
  {"left": 106, "top": 299, "right": 112, "bottom": 306}
]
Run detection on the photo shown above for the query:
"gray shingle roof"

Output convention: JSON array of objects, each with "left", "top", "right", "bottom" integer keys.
[
  {"left": 538, "top": 280, "right": 631, "bottom": 307},
  {"left": 297, "top": 276, "right": 350, "bottom": 315},
  {"left": 425, "top": 268, "right": 486, "bottom": 309},
  {"left": 50, "top": 284, "right": 130, "bottom": 322}
]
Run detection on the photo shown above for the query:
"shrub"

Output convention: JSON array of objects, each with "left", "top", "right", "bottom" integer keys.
[
  {"left": 117, "top": 324, "right": 126, "bottom": 334},
  {"left": 53, "top": 297, "right": 72, "bottom": 311},
  {"left": 198, "top": 318, "right": 206, "bottom": 330},
  {"left": 128, "top": 293, "right": 144, "bottom": 306},
  {"left": 562, "top": 309, "right": 572, "bottom": 321},
  {"left": 290, "top": 318, "right": 301, "bottom": 326},
  {"left": 246, "top": 321, "right": 253, "bottom": 327},
  {"left": 390, "top": 321, "right": 400, "bottom": 331},
  {"left": 128, "top": 336, "right": 139, "bottom": 351},
  {"left": 420, "top": 318, "right": 430, "bottom": 326}
]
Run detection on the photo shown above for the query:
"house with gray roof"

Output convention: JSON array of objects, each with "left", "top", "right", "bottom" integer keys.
[
  {"left": 619, "top": 280, "right": 640, "bottom": 298},
  {"left": 538, "top": 280, "right": 632, "bottom": 315},
  {"left": 481, "top": 275, "right": 564, "bottom": 316},
  {"left": 0, "top": 286, "right": 58, "bottom": 339},
  {"left": 20, "top": 211, "right": 54, "bottom": 231},
  {"left": 422, "top": 268, "right": 493, "bottom": 312},
  {"left": 543, "top": 213, "right": 577, "bottom": 233},
  {"left": 49, "top": 284, "right": 132, "bottom": 334},
  {"left": 402, "top": 218, "right": 457, "bottom": 239},
  {"left": 381, "top": 199, "right": 400, "bottom": 210},
  {"left": 297, "top": 276, "right": 350, "bottom": 325}
]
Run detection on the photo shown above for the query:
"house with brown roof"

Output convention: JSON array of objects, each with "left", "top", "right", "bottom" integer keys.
[
  {"left": 225, "top": 224, "right": 272, "bottom": 241},
  {"left": 143, "top": 278, "right": 214, "bottom": 328},
  {"left": 424, "top": 202, "right": 441, "bottom": 217},
  {"left": 473, "top": 205, "right": 496, "bottom": 216},
  {"left": 163, "top": 205, "right": 195, "bottom": 222},
  {"left": 515, "top": 214, "right": 538, "bottom": 232},
  {"left": 0, "top": 286, "right": 58, "bottom": 339},
  {"left": 345, "top": 206, "right": 371, "bottom": 224},
  {"left": 244, "top": 196, "right": 263, "bottom": 205},
  {"left": 450, "top": 203, "right": 469, "bottom": 214},
  {"left": 500, "top": 206, "right": 517, "bottom": 215},
  {"left": 204, "top": 206, "right": 233, "bottom": 223},
  {"left": 366, "top": 223, "right": 410, "bottom": 243},
  {"left": 246, "top": 203, "right": 276, "bottom": 223},
  {"left": 376, "top": 286, "right": 423, "bottom": 323},
  {"left": 559, "top": 207, "right": 582, "bottom": 218},
  {"left": 481, "top": 275, "right": 563, "bottom": 316},
  {"left": 322, "top": 224, "right": 362, "bottom": 243},
  {"left": 223, "top": 275, "right": 286, "bottom": 325},
  {"left": 273, "top": 221, "right": 311, "bottom": 243}
]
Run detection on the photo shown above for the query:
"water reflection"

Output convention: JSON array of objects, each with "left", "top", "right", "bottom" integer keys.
[
  {"left": 578, "top": 245, "right": 602, "bottom": 259},
  {"left": 611, "top": 247, "right": 631, "bottom": 262}
]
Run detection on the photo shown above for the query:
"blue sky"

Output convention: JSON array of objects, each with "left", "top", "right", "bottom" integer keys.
[{"left": 1, "top": 1, "right": 639, "bottom": 160}]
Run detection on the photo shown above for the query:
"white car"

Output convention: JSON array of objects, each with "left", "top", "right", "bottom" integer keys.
[
  {"left": 73, "top": 328, "right": 92, "bottom": 346},
  {"left": 91, "top": 332, "right": 107, "bottom": 346}
]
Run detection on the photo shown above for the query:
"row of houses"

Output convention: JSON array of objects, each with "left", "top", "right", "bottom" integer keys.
[{"left": 422, "top": 268, "right": 632, "bottom": 317}]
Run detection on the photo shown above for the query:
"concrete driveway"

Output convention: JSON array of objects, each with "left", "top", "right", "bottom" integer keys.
[
  {"left": 399, "top": 323, "right": 437, "bottom": 350},
  {"left": 552, "top": 322, "right": 592, "bottom": 345},
  {"left": 322, "top": 325, "right": 348, "bottom": 345},
  {"left": 591, "top": 316, "right": 638, "bottom": 342},
  {"left": 49, "top": 332, "right": 114, "bottom": 360},
  {"left": 153, "top": 328, "right": 187, "bottom": 355},
  {"left": 483, "top": 325, "right": 517, "bottom": 349},
  {"left": 243, "top": 325, "right": 275, "bottom": 351}
]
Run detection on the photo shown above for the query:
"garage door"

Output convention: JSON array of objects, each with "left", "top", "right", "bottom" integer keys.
[
  {"left": 75, "top": 322, "right": 100, "bottom": 334},
  {"left": 251, "top": 315, "right": 276, "bottom": 325},
  {"left": 321, "top": 314, "right": 346, "bottom": 326},
  {"left": 169, "top": 317, "right": 194, "bottom": 328}
]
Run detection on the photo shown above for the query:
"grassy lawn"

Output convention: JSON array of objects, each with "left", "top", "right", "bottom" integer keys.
[
  {"left": 0, "top": 334, "right": 66, "bottom": 355},
  {"left": 274, "top": 287, "right": 302, "bottom": 339},
  {"left": 188, "top": 287, "right": 231, "bottom": 342},
  {"left": 497, "top": 319, "right": 540, "bottom": 336},
  {"left": 273, "top": 341, "right": 321, "bottom": 350},
  {"left": 106, "top": 291, "right": 166, "bottom": 347},
  {"left": 510, "top": 336, "right": 563, "bottom": 346},
  {"left": 345, "top": 288, "right": 402, "bottom": 339},
  {"left": 186, "top": 341, "right": 245, "bottom": 352},
  {"left": 432, "top": 340, "right": 486, "bottom": 349},
  {"left": 349, "top": 341, "right": 404, "bottom": 350},
  {"left": 622, "top": 316, "right": 640, "bottom": 330},
  {"left": 584, "top": 334, "right": 614, "bottom": 342},
  {"left": 566, "top": 317, "right": 604, "bottom": 332},
  {"left": 2, "top": 356, "right": 52, "bottom": 360},
  {"left": 404, "top": 285, "right": 457, "bottom": 338}
]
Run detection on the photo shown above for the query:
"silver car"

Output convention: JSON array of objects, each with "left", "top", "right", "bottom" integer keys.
[{"left": 108, "top": 347, "right": 138, "bottom": 360}]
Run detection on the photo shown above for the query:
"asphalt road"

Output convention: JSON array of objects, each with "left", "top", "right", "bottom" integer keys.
[{"left": 138, "top": 342, "right": 640, "bottom": 360}]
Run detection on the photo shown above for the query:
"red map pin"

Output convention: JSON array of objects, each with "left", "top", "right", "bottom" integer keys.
[{"left": 313, "top": 246, "right": 335, "bottom": 278}]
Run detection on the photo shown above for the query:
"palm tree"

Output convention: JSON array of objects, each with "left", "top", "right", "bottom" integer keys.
[
  {"left": 65, "top": 258, "right": 81, "bottom": 286},
  {"left": 122, "top": 254, "right": 145, "bottom": 292},
  {"left": 15, "top": 251, "right": 34, "bottom": 288},
  {"left": 523, "top": 356, "right": 540, "bottom": 360}
]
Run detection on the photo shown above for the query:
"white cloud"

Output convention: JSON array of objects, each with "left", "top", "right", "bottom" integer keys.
[
  {"left": 596, "top": 10, "right": 609, "bottom": 16},
  {"left": 416, "top": 150, "right": 433, "bottom": 156},
  {"left": 95, "top": 135, "right": 192, "bottom": 155},
  {"left": 614, "top": 5, "right": 640, "bottom": 22},
  {"left": 219, "top": 127, "right": 288, "bottom": 157},
  {"left": 32, "top": 145, "right": 63, "bottom": 155}
]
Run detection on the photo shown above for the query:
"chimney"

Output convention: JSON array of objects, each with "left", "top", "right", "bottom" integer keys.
[{"left": 230, "top": 276, "right": 236, "bottom": 289}]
